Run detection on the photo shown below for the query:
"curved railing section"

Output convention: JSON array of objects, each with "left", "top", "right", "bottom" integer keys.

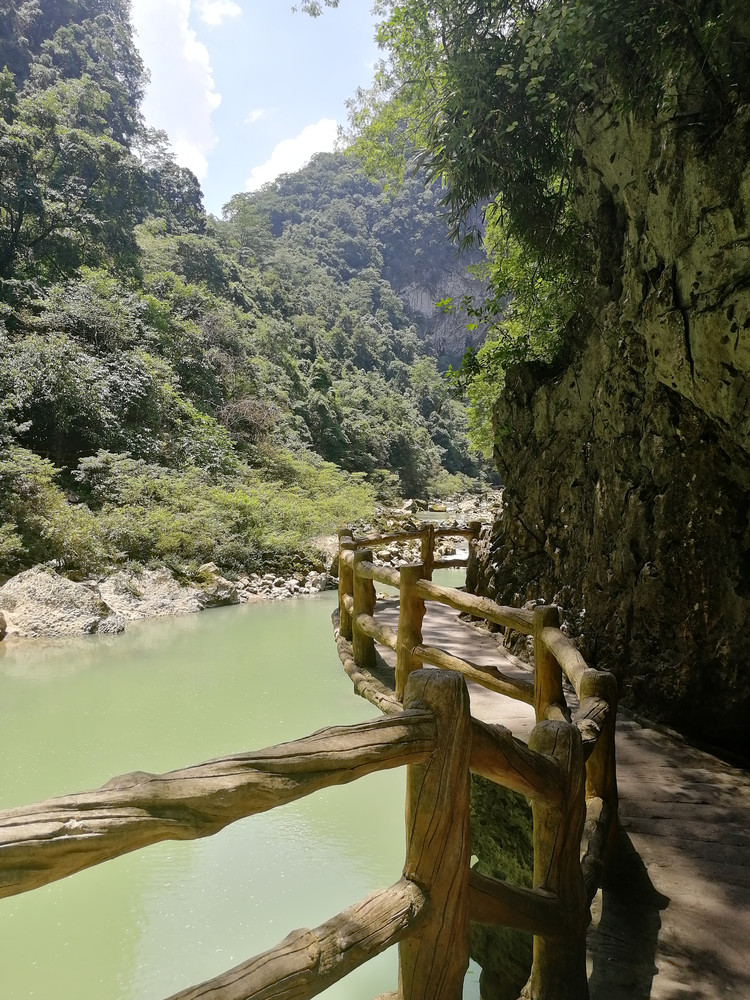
[{"left": 334, "top": 524, "right": 619, "bottom": 1000}]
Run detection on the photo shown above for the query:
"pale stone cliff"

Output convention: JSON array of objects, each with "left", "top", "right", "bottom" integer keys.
[{"left": 397, "top": 268, "right": 488, "bottom": 360}]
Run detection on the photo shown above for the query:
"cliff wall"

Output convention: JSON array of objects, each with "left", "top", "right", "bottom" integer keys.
[
  {"left": 474, "top": 104, "right": 750, "bottom": 757},
  {"left": 397, "top": 268, "right": 488, "bottom": 360}
]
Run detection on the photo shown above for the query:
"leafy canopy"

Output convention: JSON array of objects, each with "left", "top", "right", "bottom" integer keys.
[
  {"left": 312, "top": 0, "right": 750, "bottom": 452},
  {"left": 343, "top": 1, "right": 749, "bottom": 256}
]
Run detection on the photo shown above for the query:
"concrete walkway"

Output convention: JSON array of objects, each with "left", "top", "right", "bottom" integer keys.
[{"left": 372, "top": 599, "right": 750, "bottom": 999}]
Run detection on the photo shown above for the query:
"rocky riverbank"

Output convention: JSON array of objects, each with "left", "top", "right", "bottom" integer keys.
[
  {"left": 0, "top": 492, "right": 501, "bottom": 639},
  {"left": 0, "top": 563, "right": 338, "bottom": 639}
]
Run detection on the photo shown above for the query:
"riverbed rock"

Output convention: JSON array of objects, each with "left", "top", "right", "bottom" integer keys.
[
  {"left": 402, "top": 498, "right": 428, "bottom": 512},
  {"left": 308, "top": 534, "right": 340, "bottom": 575},
  {"left": 195, "top": 565, "right": 239, "bottom": 609},
  {"left": 99, "top": 567, "right": 238, "bottom": 621},
  {"left": 0, "top": 567, "right": 125, "bottom": 637},
  {"left": 0, "top": 611, "right": 6, "bottom": 640}
]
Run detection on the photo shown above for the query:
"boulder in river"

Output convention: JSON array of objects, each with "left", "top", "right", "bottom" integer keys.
[
  {"left": 402, "top": 498, "right": 428, "bottom": 512},
  {"left": 99, "top": 567, "right": 238, "bottom": 621},
  {"left": 0, "top": 567, "right": 126, "bottom": 637},
  {"left": 307, "top": 534, "right": 340, "bottom": 575}
]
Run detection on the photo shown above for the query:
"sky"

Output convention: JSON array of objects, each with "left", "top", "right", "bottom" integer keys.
[{"left": 129, "top": 1, "right": 380, "bottom": 217}]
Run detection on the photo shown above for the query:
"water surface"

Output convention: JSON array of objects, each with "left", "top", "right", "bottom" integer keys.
[{"left": 0, "top": 583, "right": 481, "bottom": 999}]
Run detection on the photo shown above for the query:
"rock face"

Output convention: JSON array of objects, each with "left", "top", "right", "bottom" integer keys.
[
  {"left": 99, "top": 567, "right": 238, "bottom": 621},
  {"left": 397, "top": 268, "right": 488, "bottom": 359},
  {"left": 470, "top": 776, "right": 533, "bottom": 999},
  {"left": 474, "top": 104, "right": 750, "bottom": 757},
  {"left": 0, "top": 567, "right": 125, "bottom": 637}
]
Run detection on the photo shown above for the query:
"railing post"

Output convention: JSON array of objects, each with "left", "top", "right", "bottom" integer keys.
[
  {"left": 580, "top": 669, "right": 619, "bottom": 867},
  {"left": 420, "top": 525, "right": 435, "bottom": 581},
  {"left": 523, "top": 720, "right": 589, "bottom": 1000},
  {"left": 396, "top": 563, "right": 426, "bottom": 701},
  {"left": 533, "top": 605, "right": 564, "bottom": 722},
  {"left": 352, "top": 548, "right": 376, "bottom": 670},
  {"left": 465, "top": 520, "right": 482, "bottom": 594},
  {"left": 338, "top": 531, "right": 356, "bottom": 642},
  {"left": 400, "top": 669, "right": 472, "bottom": 1000}
]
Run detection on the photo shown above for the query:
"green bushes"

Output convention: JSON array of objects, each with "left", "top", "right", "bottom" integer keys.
[
  {"left": 76, "top": 449, "right": 374, "bottom": 573},
  {"left": 0, "top": 446, "right": 374, "bottom": 580},
  {"left": 0, "top": 448, "right": 105, "bottom": 576}
]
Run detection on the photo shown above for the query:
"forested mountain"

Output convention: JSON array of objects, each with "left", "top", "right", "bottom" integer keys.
[{"left": 0, "top": 0, "right": 486, "bottom": 580}]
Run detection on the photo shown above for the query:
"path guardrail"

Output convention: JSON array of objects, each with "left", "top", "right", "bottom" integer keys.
[
  {"left": 335, "top": 524, "right": 618, "bottom": 1000},
  {"left": 0, "top": 521, "right": 617, "bottom": 1000}
]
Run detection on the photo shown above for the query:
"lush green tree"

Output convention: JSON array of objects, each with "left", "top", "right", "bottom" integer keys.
[
  {"left": 138, "top": 129, "right": 206, "bottom": 235},
  {"left": 318, "top": 1, "right": 750, "bottom": 456},
  {"left": 0, "top": 73, "right": 145, "bottom": 289},
  {"left": 221, "top": 192, "right": 276, "bottom": 266},
  {"left": 0, "top": 0, "right": 490, "bottom": 580},
  {"left": 28, "top": 6, "right": 146, "bottom": 143},
  {"left": 344, "top": 1, "right": 749, "bottom": 249}
]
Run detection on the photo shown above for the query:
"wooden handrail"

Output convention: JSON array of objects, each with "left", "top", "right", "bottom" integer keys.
[
  {"left": 468, "top": 869, "right": 563, "bottom": 937},
  {"left": 469, "top": 718, "right": 563, "bottom": 806},
  {"left": 415, "top": 578, "right": 535, "bottom": 634},
  {"left": 400, "top": 669, "right": 472, "bottom": 997},
  {"left": 165, "top": 877, "right": 429, "bottom": 1000},
  {"left": 355, "top": 558, "right": 402, "bottom": 588},
  {"left": 413, "top": 642, "right": 534, "bottom": 704},
  {"left": 352, "top": 526, "right": 479, "bottom": 548},
  {"left": 355, "top": 612, "right": 398, "bottom": 651},
  {"left": 0, "top": 712, "right": 434, "bottom": 900},
  {"left": 4, "top": 521, "right": 618, "bottom": 1000},
  {"left": 539, "top": 626, "right": 588, "bottom": 695}
]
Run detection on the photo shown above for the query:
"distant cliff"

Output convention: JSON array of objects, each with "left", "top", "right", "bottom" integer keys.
[{"left": 396, "top": 269, "right": 487, "bottom": 362}]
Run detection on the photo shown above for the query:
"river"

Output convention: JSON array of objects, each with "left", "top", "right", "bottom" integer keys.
[{"left": 0, "top": 576, "right": 482, "bottom": 999}]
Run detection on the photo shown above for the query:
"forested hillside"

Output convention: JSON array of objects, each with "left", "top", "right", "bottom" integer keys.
[{"left": 0, "top": 0, "right": 486, "bottom": 581}]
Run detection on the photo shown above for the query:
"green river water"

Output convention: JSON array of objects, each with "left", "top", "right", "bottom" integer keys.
[{"left": 0, "top": 577, "right": 482, "bottom": 999}]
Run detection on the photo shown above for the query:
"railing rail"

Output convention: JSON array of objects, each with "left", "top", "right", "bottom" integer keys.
[
  {"left": 0, "top": 712, "right": 435, "bottom": 900},
  {"left": 335, "top": 524, "right": 619, "bottom": 1000},
  {"left": 0, "top": 519, "right": 617, "bottom": 1000}
]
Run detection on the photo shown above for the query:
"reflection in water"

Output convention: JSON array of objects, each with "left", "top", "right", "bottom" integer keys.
[{"left": 0, "top": 586, "right": 480, "bottom": 999}]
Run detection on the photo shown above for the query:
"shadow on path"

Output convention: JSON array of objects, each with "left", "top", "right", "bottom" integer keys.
[{"left": 588, "top": 827, "right": 669, "bottom": 999}]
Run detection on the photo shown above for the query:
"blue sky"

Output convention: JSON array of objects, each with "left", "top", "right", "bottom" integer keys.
[{"left": 130, "top": 1, "right": 380, "bottom": 216}]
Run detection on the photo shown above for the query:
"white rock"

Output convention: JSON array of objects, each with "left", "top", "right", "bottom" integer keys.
[{"left": 0, "top": 567, "right": 125, "bottom": 637}]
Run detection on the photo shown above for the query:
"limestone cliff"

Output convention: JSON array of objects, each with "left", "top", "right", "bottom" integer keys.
[
  {"left": 474, "top": 103, "right": 750, "bottom": 757},
  {"left": 397, "top": 268, "right": 488, "bottom": 361}
]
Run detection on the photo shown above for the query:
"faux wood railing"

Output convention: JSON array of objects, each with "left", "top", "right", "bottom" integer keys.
[
  {"left": 335, "top": 525, "right": 619, "bottom": 1000},
  {"left": 0, "top": 520, "right": 616, "bottom": 1000}
]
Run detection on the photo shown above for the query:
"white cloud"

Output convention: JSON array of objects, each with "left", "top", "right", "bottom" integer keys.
[
  {"left": 195, "top": 0, "right": 242, "bottom": 26},
  {"left": 245, "top": 108, "right": 269, "bottom": 125},
  {"left": 131, "top": 0, "right": 221, "bottom": 180},
  {"left": 245, "top": 119, "right": 339, "bottom": 191}
]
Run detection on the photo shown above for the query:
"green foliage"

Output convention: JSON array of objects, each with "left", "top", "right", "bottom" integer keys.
[
  {"left": 337, "top": 1, "right": 750, "bottom": 459},
  {"left": 0, "top": 2, "right": 488, "bottom": 579},
  {"left": 0, "top": 447, "right": 105, "bottom": 574},
  {"left": 0, "top": 73, "right": 145, "bottom": 288},
  {"left": 73, "top": 449, "right": 374, "bottom": 573},
  {"left": 349, "top": 0, "right": 750, "bottom": 256},
  {"left": 0, "top": 2, "right": 148, "bottom": 291},
  {"left": 137, "top": 129, "right": 207, "bottom": 235},
  {"left": 445, "top": 208, "right": 577, "bottom": 454},
  {"left": 0, "top": 443, "right": 374, "bottom": 578}
]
